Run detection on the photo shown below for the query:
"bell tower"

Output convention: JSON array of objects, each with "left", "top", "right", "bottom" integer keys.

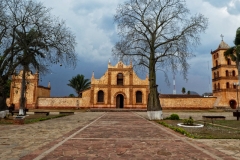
[{"left": 211, "top": 37, "right": 238, "bottom": 109}]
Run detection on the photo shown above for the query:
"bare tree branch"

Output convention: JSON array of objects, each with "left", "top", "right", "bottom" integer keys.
[{"left": 113, "top": 0, "right": 208, "bottom": 118}]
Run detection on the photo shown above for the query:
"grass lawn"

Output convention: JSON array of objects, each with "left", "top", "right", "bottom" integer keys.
[
  {"left": 0, "top": 114, "right": 69, "bottom": 124},
  {"left": 157, "top": 119, "right": 240, "bottom": 139}
]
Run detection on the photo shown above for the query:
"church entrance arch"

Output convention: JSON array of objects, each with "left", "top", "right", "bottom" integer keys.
[
  {"left": 116, "top": 94, "right": 124, "bottom": 108},
  {"left": 229, "top": 100, "right": 237, "bottom": 109}
]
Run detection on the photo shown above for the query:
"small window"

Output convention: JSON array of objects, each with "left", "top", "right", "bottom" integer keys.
[
  {"left": 97, "top": 90, "right": 104, "bottom": 102},
  {"left": 216, "top": 53, "right": 219, "bottom": 58},
  {"left": 218, "top": 83, "right": 220, "bottom": 90},
  {"left": 117, "top": 73, "right": 123, "bottom": 85},
  {"left": 215, "top": 60, "right": 218, "bottom": 67},
  {"left": 214, "top": 84, "right": 217, "bottom": 90},
  {"left": 214, "top": 72, "right": 216, "bottom": 78},
  {"left": 233, "top": 70, "right": 236, "bottom": 76},
  {"left": 217, "top": 71, "right": 219, "bottom": 77},
  {"left": 226, "top": 82, "right": 229, "bottom": 89},
  {"left": 136, "top": 91, "right": 142, "bottom": 103},
  {"left": 227, "top": 59, "right": 231, "bottom": 65},
  {"left": 213, "top": 54, "right": 215, "bottom": 59},
  {"left": 226, "top": 70, "right": 229, "bottom": 77}
]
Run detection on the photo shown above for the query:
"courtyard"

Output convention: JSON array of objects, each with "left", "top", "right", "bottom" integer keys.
[{"left": 0, "top": 110, "right": 239, "bottom": 159}]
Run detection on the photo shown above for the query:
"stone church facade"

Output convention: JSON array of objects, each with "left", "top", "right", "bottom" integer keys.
[
  {"left": 9, "top": 70, "right": 50, "bottom": 109},
  {"left": 211, "top": 40, "right": 239, "bottom": 109},
  {"left": 89, "top": 61, "right": 149, "bottom": 109}
]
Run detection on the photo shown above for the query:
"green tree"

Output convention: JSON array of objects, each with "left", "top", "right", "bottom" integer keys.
[
  {"left": 0, "top": 0, "right": 77, "bottom": 111},
  {"left": 2, "top": 79, "right": 11, "bottom": 99},
  {"left": 15, "top": 29, "right": 46, "bottom": 115},
  {"left": 182, "top": 87, "right": 186, "bottom": 94},
  {"left": 113, "top": 0, "right": 208, "bottom": 119},
  {"left": 67, "top": 74, "right": 91, "bottom": 97},
  {"left": 187, "top": 90, "right": 190, "bottom": 95},
  {"left": 224, "top": 27, "right": 240, "bottom": 84},
  {"left": 69, "top": 94, "right": 75, "bottom": 97}
]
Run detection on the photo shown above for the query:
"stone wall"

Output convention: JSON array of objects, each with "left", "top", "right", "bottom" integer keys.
[
  {"left": 160, "top": 97, "right": 217, "bottom": 109},
  {"left": 36, "top": 96, "right": 217, "bottom": 110},
  {"left": 37, "top": 97, "right": 82, "bottom": 109},
  {"left": 37, "top": 86, "right": 50, "bottom": 98},
  {"left": 9, "top": 70, "right": 51, "bottom": 109},
  {"left": 213, "top": 91, "right": 240, "bottom": 108}
]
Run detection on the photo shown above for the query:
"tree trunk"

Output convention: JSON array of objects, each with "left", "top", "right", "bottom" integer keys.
[
  {"left": 238, "top": 61, "right": 240, "bottom": 85},
  {"left": 0, "top": 76, "right": 8, "bottom": 111},
  {"left": 147, "top": 54, "right": 162, "bottom": 120},
  {"left": 19, "top": 67, "right": 26, "bottom": 115}
]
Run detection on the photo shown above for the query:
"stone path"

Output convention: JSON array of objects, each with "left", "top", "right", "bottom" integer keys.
[
  {"left": 0, "top": 111, "right": 239, "bottom": 159},
  {"left": 0, "top": 112, "right": 104, "bottom": 160}
]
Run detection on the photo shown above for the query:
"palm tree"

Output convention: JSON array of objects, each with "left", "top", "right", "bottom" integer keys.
[
  {"left": 67, "top": 74, "right": 90, "bottom": 97},
  {"left": 15, "top": 29, "right": 47, "bottom": 115},
  {"left": 224, "top": 27, "right": 240, "bottom": 84},
  {"left": 182, "top": 87, "right": 186, "bottom": 94}
]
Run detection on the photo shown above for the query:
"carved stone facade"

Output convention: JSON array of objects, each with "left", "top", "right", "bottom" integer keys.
[
  {"left": 9, "top": 70, "right": 50, "bottom": 109},
  {"left": 90, "top": 61, "right": 149, "bottom": 109},
  {"left": 211, "top": 40, "right": 239, "bottom": 109}
]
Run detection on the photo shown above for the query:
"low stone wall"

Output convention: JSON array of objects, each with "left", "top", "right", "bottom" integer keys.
[
  {"left": 37, "top": 97, "right": 82, "bottom": 109},
  {"left": 160, "top": 97, "right": 217, "bottom": 110},
  {"left": 36, "top": 96, "right": 217, "bottom": 110}
]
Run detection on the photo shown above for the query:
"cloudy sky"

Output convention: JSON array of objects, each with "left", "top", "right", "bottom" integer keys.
[{"left": 37, "top": 0, "right": 240, "bottom": 96}]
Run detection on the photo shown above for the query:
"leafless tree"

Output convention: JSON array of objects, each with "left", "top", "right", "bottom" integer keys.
[
  {"left": 0, "top": 0, "right": 77, "bottom": 111},
  {"left": 113, "top": 0, "right": 208, "bottom": 119}
]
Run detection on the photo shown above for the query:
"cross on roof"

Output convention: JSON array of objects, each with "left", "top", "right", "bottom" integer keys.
[{"left": 220, "top": 34, "right": 224, "bottom": 41}]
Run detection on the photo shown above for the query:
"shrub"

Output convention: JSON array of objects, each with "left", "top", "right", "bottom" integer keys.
[
  {"left": 169, "top": 114, "right": 180, "bottom": 120},
  {"left": 158, "top": 121, "right": 195, "bottom": 138},
  {"left": 183, "top": 116, "right": 194, "bottom": 125}
]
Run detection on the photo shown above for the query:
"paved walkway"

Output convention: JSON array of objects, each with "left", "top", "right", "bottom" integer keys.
[{"left": 0, "top": 112, "right": 239, "bottom": 159}]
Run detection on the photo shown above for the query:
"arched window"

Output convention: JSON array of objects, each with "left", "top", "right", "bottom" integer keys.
[
  {"left": 218, "top": 83, "right": 220, "bottom": 90},
  {"left": 136, "top": 91, "right": 142, "bottom": 103},
  {"left": 216, "top": 53, "right": 219, "bottom": 58},
  {"left": 97, "top": 90, "right": 104, "bottom": 102},
  {"left": 214, "top": 72, "right": 216, "bottom": 78},
  {"left": 227, "top": 58, "right": 231, "bottom": 65},
  {"left": 214, "top": 84, "right": 217, "bottom": 90},
  {"left": 226, "top": 70, "right": 229, "bottom": 77},
  {"left": 226, "top": 82, "right": 230, "bottom": 89},
  {"left": 217, "top": 71, "right": 219, "bottom": 77},
  {"left": 232, "top": 70, "right": 236, "bottom": 76},
  {"left": 215, "top": 60, "right": 218, "bottom": 67},
  {"left": 117, "top": 73, "right": 123, "bottom": 85}
]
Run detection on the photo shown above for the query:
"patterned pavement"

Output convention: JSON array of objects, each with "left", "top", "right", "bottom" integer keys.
[{"left": 0, "top": 111, "right": 238, "bottom": 160}]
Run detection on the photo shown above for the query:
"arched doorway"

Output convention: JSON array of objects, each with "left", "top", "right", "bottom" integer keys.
[
  {"left": 229, "top": 100, "right": 237, "bottom": 109},
  {"left": 116, "top": 94, "right": 124, "bottom": 108}
]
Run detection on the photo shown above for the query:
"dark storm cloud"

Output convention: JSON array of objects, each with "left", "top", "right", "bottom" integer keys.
[
  {"left": 41, "top": 59, "right": 109, "bottom": 97},
  {"left": 36, "top": 0, "right": 240, "bottom": 96}
]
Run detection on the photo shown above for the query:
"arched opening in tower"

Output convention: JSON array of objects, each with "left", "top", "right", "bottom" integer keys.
[{"left": 229, "top": 100, "right": 237, "bottom": 109}]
